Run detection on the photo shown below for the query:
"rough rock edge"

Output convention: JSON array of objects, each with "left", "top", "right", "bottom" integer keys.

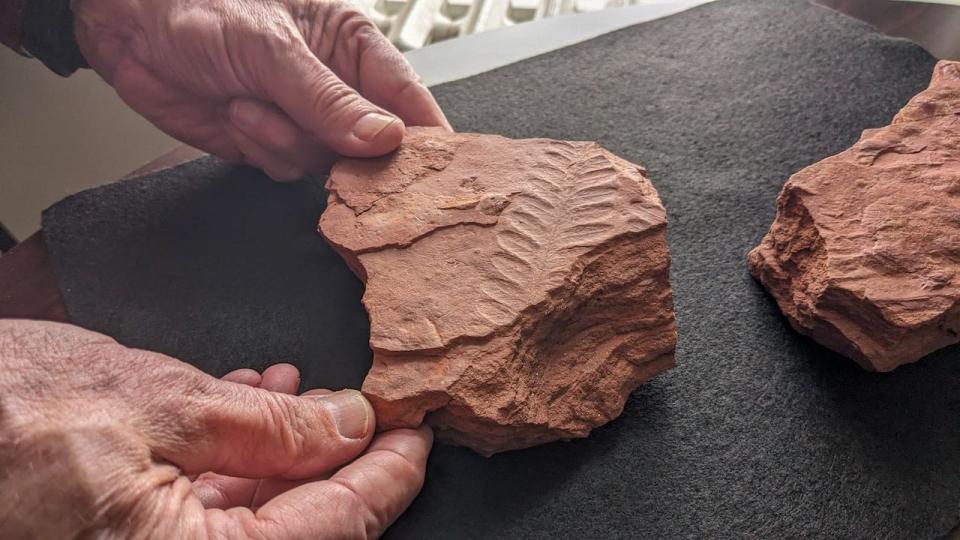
[
  {"left": 364, "top": 223, "right": 675, "bottom": 455},
  {"left": 320, "top": 130, "right": 677, "bottom": 454},
  {"left": 748, "top": 61, "right": 960, "bottom": 371}
]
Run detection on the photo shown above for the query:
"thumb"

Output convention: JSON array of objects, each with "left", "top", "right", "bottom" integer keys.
[
  {"left": 148, "top": 379, "right": 376, "bottom": 479},
  {"left": 261, "top": 41, "right": 405, "bottom": 157}
]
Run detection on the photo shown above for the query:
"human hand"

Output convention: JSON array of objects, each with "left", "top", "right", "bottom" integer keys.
[
  {"left": 0, "top": 319, "right": 432, "bottom": 538},
  {"left": 72, "top": 0, "right": 450, "bottom": 180}
]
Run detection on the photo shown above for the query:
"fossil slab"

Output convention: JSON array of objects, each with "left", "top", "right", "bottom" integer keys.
[
  {"left": 320, "top": 127, "right": 676, "bottom": 455},
  {"left": 749, "top": 61, "right": 960, "bottom": 372}
]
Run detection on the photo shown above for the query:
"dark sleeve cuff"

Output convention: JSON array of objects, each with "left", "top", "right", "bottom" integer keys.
[
  {"left": 21, "top": 0, "right": 89, "bottom": 76},
  {"left": 0, "top": 0, "right": 25, "bottom": 51}
]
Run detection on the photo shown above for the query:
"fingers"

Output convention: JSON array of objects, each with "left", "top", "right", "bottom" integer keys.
[
  {"left": 250, "top": 475, "right": 318, "bottom": 509},
  {"left": 257, "top": 363, "right": 301, "bottom": 394},
  {"left": 224, "top": 123, "right": 305, "bottom": 182},
  {"left": 347, "top": 26, "right": 450, "bottom": 130},
  {"left": 189, "top": 368, "right": 263, "bottom": 486},
  {"left": 226, "top": 98, "right": 338, "bottom": 179},
  {"left": 385, "top": 79, "right": 451, "bottom": 131},
  {"left": 109, "top": 57, "right": 243, "bottom": 162},
  {"left": 221, "top": 368, "right": 261, "bottom": 387},
  {"left": 248, "top": 426, "right": 433, "bottom": 539},
  {"left": 150, "top": 361, "right": 373, "bottom": 480},
  {"left": 192, "top": 470, "right": 260, "bottom": 509},
  {"left": 187, "top": 387, "right": 372, "bottom": 477},
  {"left": 247, "top": 387, "right": 336, "bottom": 507},
  {"left": 263, "top": 40, "right": 405, "bottom": 158},
  {"left": 234, "top": 19, "right": 449, "bottom": 178},
  {"left": 193, "top": 364, "right": 302, "bottom": 509},
  {"left": 219, "top": 363, "right": 300, "bottom": 393}
]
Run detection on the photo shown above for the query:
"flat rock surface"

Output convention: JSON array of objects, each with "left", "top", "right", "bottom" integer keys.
[
  {"left": 320, "top": 128, "right": 676, "bottom": 455},
  {"left": 749, "top": 61, "right": 960, "bottom": 371}
]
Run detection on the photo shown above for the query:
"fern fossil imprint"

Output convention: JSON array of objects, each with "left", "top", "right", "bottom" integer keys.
[
  {"left": 320, "top": 127, "right": 676, "bottom": 455},
  {"left": 478, "top": 144, "right": 621, "bottom": 326}
]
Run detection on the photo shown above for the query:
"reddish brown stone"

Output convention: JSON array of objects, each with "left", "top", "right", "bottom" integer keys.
[
  {"left": 320, "top": 127, "right": 676, "bottom": 455},
  {"left": 749, "top": 61, "right": 960, "bottom": 372}
]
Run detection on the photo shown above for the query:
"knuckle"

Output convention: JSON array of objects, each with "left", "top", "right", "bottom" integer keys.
[
  {"left": 309, "top": 0, "right": 376, "bottom": 35},
  {"left": 167, "top": 8, "right": 214, "bottom": 42},
  {"left": 144, "top": 365, "right": 211, "bottom": 438},
  {"left": 258, "top": 392, "right": 310, "bottom": 464},
  {"left": 394, "top": 76, "right": 427, "bottom": 100},
  {"left": 383, "top": 447, "right": 425, "bottom": 487},
  {"left": 337, "top": 6, "right": 379, "bottom": 38},
  {"left": 336, "top": 10, "right": 388, "bottom": 68},
  {"left": 326, "top": 479, "right": 375, "bottom": 539},
  {"left": 309, "top": 77, "right": 363, "bottom": 124},
  {"left": 295, "top": 0, "right": 378, "bottom": 58},
  {"left": 253, "top": 23, "right": 300, "bottom": 59}
]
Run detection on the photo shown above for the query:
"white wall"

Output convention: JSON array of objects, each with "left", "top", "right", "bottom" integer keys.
[{"left": 0, "top": 49, "right": 176, "bottom": 240}]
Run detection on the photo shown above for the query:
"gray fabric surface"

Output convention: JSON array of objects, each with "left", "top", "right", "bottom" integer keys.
[{"left": 42, "top": 0, "right": 959, "bottom": 537}]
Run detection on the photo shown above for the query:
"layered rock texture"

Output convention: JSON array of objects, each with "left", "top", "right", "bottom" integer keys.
[
  {"left": 749, "top": 61, "right": 960, "bottom": 372},
  {"left": 320, "top": 128, "right": 676, "bottom": 455}
]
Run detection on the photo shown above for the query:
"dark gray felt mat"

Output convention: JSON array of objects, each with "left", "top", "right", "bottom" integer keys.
[{"left": 42, "top": 0, "right": 960, "bottom": 537}]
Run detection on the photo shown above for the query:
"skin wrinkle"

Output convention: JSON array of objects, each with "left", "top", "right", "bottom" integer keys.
[
  {"left": 323, "top": 479, "right": 377, "bottom": 537},
  {"left": 307, "top": 74, "right": 361, "bottom": 136},
  {"left": 339, "top": 22, "right": 383, "bottom": 98},
  {"left": 74, "top": 0, "right": 445, "bottom": 178},
  {"left": 335, "top": 16, "right": 378, "bottom": 88},
  {"left": 9, "top": 0, "right": 447, "bottom": 531},
  {"left": 0, "top": 320, "right": 433, "bottom": 538},
  {"left": 250, "top": 19, "right": 301, "bottom": 96},
  {"left": 98, "top": 463, "right": 172, "bottom": 535},
  {"left": 217, "top": 17, "right": 247, "bottom": 97},
  {"left": 313, "top": 1, "right": 348, "bottom": 63},
  {"left": 258, "top": 393, "right": 309, "bottom": 474}
]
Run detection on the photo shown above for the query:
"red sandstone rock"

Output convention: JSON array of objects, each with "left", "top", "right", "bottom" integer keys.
[
  {"left": 749, "top": 60, "right": 960, "bottom": 372},
  {"left": 320, "top": 127, "right": 676, "bottom": 455}
]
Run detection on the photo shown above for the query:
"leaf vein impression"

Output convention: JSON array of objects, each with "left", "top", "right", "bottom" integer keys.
[{"left": 477, "top": 142, "right": 620, "bottom": 326}]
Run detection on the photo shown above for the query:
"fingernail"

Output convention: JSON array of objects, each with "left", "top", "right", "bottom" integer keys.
[
  {"left": 313, "top": 390, "right": 371, "bottom": 439},
  {"left": 352, "top": 112, "right": 397, "bottom": 142},
  {"left": 230, "top": 100, "right": 264, "bottom": 130}
]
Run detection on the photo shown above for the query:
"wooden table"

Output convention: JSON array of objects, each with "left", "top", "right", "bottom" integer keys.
[{"left": 0, "top": 145, "right": 203, "bottom": 321}]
